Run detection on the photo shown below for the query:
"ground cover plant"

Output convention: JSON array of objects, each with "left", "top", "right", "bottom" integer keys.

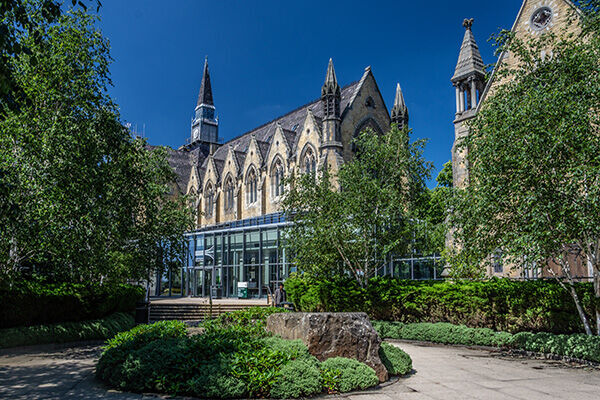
[
  {"left": 286, "top": 276, "right": 598, "bottom": 334},
  {"left": 0, "top": 312, "right": 134, "bottom": 348},
  {"left": 374, "top": 321, "right": 600, "bottom": 364},
  {"left": 96, "top": 307, "right": 412, "bottom": 398}
]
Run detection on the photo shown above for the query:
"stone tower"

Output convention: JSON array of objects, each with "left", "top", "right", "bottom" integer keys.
[
  {"left": 391, "top": 83, "right": 409, "bottom": 129},
  {"left": 191, "top": 57, "right": 219, "bottom": 145},
  {"left": 451, "top": 18, "right": 486, "bottom": 188}
]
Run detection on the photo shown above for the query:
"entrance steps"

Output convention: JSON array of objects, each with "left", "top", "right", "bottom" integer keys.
[{"left": 149, "top": 301, "right": 270, "bottom": 322}]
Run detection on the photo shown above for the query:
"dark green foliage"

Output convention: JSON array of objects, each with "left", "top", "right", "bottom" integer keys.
[
  {"left": 320, "top": 357, "right": 379, "bottom": 393},
  {"left": 0, "top": 312, "right": 134, "bottom": 348},
  {"left": 286, "top": 275, "right": 598, "bottom": 334},
  {"left": 375, "top": 321, "right": 600, "bottom": 364},
  {"left": 0, "top": 281, "right": 144, "bottom": 328},
  {"left": 205, "top": 306, "right": 286, "bottom": 336},
  {"left": 97, "top": 308, "right": 384, "bottom": 398},
  {"left": 270, "top": 358, "right": 322, "bottom": 399},
  {"left": 379, "top": 342, "right": 412, "bottom": 375},
  {"left": 374, "top": 321, "right": 512, "bottom": 347},
  {"left": 508, "top": 332, "right": 600, "bottom": 363}
]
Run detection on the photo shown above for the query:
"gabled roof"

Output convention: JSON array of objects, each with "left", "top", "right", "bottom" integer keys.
[{"left": 452, "top": 19, "right": 485, "bottom": 83}]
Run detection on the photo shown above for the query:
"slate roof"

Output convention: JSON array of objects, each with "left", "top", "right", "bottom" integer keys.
[
  {"left": 203, "top": 80, "right": 362, "bottom": 178},
  {"left": 452, "top": 20, "right": 485, "bottom": 83}
]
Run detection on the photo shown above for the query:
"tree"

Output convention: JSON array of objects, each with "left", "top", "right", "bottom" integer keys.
[
  {"left": 282, "top": 125, "right": 432, "bottom": 287},
  {"left": 0, "top": 5, "right": 193, "bottom": 285},
  {"left": 450, "top": 8, "right": 600, "bottom": 334}
]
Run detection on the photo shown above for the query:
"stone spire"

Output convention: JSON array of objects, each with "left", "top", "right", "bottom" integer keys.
[
  {"left": 391, "top": 83, "right": 409, "bottom": 129},
  {"left": 190, "top": 56, "right": 219, "bottom": 145},
  {"left": 452, "top": 19, "right": 486, "bottom": 115},
  {"left": 197, "top": 57, "right": 214, "bottom": 107},
  {"left": 320, "top": 58, "right": 342, "bottom": 152}
]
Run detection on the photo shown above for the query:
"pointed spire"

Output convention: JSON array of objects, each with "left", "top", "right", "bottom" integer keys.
[
  {"left": 197, "top": 56, "right": 214, "bottom": 107},
  {"left": 451, "top": 18, "right": 485, "bottom": 83},
  {"left": 391, "top": 83, "right": 409, "bottom": 128},
  {"left": 322, "top": 58, "right": 341, "bottom": 96}
]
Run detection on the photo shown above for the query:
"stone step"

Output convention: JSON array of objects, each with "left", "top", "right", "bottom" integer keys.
[{"left": 148, "top": 302, "right": 270, "bottom": 322}]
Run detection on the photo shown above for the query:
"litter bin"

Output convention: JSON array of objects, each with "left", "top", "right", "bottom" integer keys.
[
  {"left": 135, "top": 301, "right": 149, "bottom": 324},
  {"left": 237, "top": 282, "right": 249, "bottom": 299},
  {"left": 211, "top": 285, "right": 222, "bottom": 299}
]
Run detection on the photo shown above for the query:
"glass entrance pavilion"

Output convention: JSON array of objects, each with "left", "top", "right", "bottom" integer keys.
[{"left": 182, "top": 213, "right": 293, "bottom": 298}]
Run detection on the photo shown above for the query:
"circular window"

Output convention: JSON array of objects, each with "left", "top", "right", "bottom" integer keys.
[{"left": 531, "top": 7, "right": 553, "bottom": 31}]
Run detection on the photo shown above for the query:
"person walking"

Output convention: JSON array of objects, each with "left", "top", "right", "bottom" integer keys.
[{"left": 274, "top": 282, "right": 286, "bottom": 307}]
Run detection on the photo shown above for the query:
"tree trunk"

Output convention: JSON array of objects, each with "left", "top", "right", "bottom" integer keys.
[
  {"left": 594, "top": 272, "right": 600, "bottom": 335},
  {"left": 568, "top": 280, "right": 593, "bottom": 336}
]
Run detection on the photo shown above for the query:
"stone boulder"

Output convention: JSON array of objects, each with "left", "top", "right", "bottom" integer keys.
[{"left": 266, "top": 312, "right": 388, "bottom": 382}]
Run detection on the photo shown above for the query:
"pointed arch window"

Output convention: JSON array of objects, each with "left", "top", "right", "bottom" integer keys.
[
  {"left": 224, "top": 176, "right": 235, "bottom": 212},
  {"left": 246, "top": 168, "right": 258, "bottom": 205},
  {"left": 303, "top": 147, "right": 317, "bottom": 175},
  {"left": 205, "top": 183, "right": 215, "bottom": 218},
  {"left": 271, "top": 158, "right": 285, "bottom": 197}
]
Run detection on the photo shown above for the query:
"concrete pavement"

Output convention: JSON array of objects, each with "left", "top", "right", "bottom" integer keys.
[{"left": 1, "top": 340, "right": 599, "bottom": 399}]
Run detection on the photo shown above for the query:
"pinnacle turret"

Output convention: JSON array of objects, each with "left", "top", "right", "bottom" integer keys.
[
  {"left": 322, "top": 58, "right": 341, "bottom": 97},
  {"left": 451, "top": 18, "right": 485, "bottom": 83},
  {"left": 391, "top": 83, "right": 409, "bottom": 129},
  {"left": 452, "top": 19, "right": 486, "bottom": 115}
]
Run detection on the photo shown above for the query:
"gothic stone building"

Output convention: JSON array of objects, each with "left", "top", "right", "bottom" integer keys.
[
  {"left": 451, "top": 0, "right": 592, "bottom": 278},
  {"left": 168, "top": 59, "right": 408, "bottom": 298}
]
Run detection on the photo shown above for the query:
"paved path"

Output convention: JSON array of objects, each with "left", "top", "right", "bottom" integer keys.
[
  {"left": 1, "top": 341, "right": 600, "bottom": 399},
  {"left": 355, "top": 341, "right": 600, "bottom": 400}
]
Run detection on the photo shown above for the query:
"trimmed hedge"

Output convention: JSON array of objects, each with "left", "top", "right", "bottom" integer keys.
[
  {"left": 0, "top": 312, "right": 134, "bottom": 348},
  {"left": 286, "top": 275, "right": 598, "bottom": 334},
  {"left": 0, "top": 280, "right": 145, "bottom": 328},
  {"left": 96, "top": 309, "right": 391, "bottom": 399},
  {"left": 374, "top": 321, "right": 600, "bottom": 364}
]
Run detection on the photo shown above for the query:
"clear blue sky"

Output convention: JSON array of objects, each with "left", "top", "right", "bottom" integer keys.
[{"left": 96, "top": 0, "right": 520, "bottom": 187}]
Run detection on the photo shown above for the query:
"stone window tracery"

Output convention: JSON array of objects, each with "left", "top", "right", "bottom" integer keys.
[
  {"left": 246, "top": 168, "right": 258, "bottom": 205},
  {"left": 224, "top": 176, "right": 235, "bottom": 212},
  {"left": 302, "top": 147, "right": 317, "bottom": 175},
  {"left": 205, "top": 183, "right": 214, "bottom": 218},
  {"left": 271, "top": 158, "right": 285, "bottom": 197}
]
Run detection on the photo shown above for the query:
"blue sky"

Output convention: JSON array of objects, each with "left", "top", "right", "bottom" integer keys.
[{"left": 96, "top": 1, "right": 520, "bottom": 187}]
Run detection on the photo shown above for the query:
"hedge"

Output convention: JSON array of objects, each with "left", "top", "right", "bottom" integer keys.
[
  {"left": 0, "top": 312, "right": 135, "bottom": 348},
  {"left": 0, "top": 280, "right": 145, "bottom": 328},
  {"left": 285, "top": 275, "right": 598, "bottom": 334},
  {"left": 374, "top": 321, "right": 600, "bottom": 364},
  {"left": 97, "top": 308, "right": 408, "bottom": 399}
]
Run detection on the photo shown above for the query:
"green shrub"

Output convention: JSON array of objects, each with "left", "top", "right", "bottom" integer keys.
[
  {"left": 270, "top": 358, "right": 322, "bottom": 399},
  {"left": 320, "top": 357, "right": 379, "bottom": 393},
  {"left": 259, "top": 336, "right": 313, "bottom": 361},
  {"left": 374, "top": 321, "right": 512, "bottom": 347},
  {"left": 0, "top": 312, "right": 134, "bottom": 348},
  {"left": 286, "top": 276, "right": 598, "bottom": 334},
  {"left": 379, "top": 342, "right": 412, "bottom": 375},
  {"left": 508, "top": 332, "right": 600, "bottom": 363},
  {"left": 0, "top": 280, "right": 144, "bottom": 328},
  {"left": 203, "top": 306, "right": 286, "bottom": 337}
]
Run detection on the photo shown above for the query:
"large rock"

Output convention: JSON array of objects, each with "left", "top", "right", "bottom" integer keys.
[{"left": 266, "top": 312, "right": 388, "bottom": 382}]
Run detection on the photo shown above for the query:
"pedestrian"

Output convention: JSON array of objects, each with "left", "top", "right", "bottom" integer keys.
[{"left": 274, "top": 282, "right": 286, "bottom": 307}]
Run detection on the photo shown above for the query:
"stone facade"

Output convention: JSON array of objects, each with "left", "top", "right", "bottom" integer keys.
[
  {"left": 168, "top": 59, "right": 407, "bottom": 230},
  {"left": 450, "top": 0, "right": 590, "bottom": 278}
]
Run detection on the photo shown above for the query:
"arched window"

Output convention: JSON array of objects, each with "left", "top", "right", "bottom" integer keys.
[
  {"left": 246, "top": 168, "right": 258, "bottom": 205},
  {"left": 205, "top": 183, "right": 214, "bottom": 218},
  {"left": 224, "top": 176, "right": 235, "bottom": 212},
  {"left": 302, "top": 147, "right": 317, "bottom": 175},
  {"left": 271, "top": 158, "right": 285, "bottom": 197}
]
